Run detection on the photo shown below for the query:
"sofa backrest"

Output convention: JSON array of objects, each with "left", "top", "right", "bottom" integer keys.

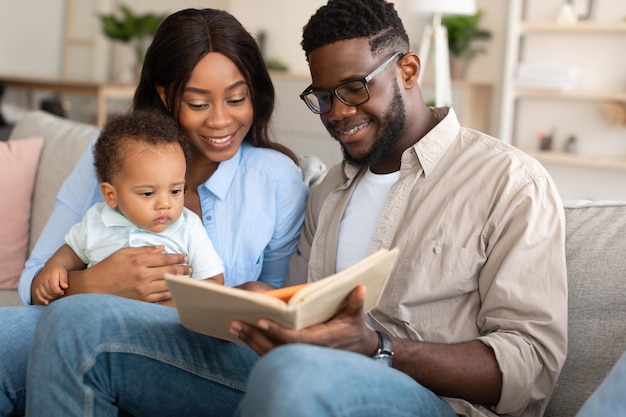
[
  {"left": 8, "top": 111, "right": 99, "bottom": 254},
  {"left": 545, "top": 200, "right": 626, "bottom": 416}
]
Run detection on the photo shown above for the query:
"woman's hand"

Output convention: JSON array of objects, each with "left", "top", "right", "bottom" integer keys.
[
  {"left": 229, "top": 284, "right": 379, "bottom": 357},
  {"left": 62, "top": 245, "right": 191, "bottom": 303}
]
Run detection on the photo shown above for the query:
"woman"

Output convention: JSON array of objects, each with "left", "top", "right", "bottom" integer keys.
[{"left": 0, "top": 9, "right": 308, "bottom": 416}]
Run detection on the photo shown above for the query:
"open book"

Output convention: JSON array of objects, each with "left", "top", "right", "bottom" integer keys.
[{"left": 165, "top": 247, "right": 399, "bottom": 344}]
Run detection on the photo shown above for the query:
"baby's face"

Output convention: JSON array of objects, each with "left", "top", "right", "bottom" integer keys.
[{"left": 111, "top": 142, "right": 186, "bottom": 233}]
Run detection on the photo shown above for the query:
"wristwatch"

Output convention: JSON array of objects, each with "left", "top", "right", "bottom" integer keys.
[{"left": 372, "top": 330, "right": 393, "bottom": 366}]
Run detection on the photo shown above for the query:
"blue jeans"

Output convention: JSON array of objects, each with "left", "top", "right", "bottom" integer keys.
[
  {"left": 575, "top": 350, "right": 626, "bottom": 417},
  {"left": 25, "top": 294, "right": 258, "bottom": 417},
  {"left": 0, "top": 305, "right": 44, "bottom": 416},
  {"left": 25, "top": 295, "right": 456, "bottom": 417},
  {"left": 235, "top": 344, "right": 457, "bottom": 417}
]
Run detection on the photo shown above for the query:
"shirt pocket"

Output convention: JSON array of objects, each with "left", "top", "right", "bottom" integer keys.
[{"left": 376, "top": 239, "right": 481, "bottom": 324}]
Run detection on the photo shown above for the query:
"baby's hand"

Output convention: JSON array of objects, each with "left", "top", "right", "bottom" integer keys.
[{"left": 31, "top": 265, "right": 69, "bottom": 305}]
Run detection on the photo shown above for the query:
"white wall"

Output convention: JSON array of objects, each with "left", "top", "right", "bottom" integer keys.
[
  {"left": 0, "top": 0, "right": 504, "bottom": 84},
  {"left": 1, "top": 0, "right": 623, "bottom": 199},
  {"left": 0, "top": 0, "right": 65, "bottom": 77}
]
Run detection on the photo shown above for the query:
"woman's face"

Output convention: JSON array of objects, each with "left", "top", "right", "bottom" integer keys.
[{"left": 177, "top": 52, "right": 254, "bottom": 163}]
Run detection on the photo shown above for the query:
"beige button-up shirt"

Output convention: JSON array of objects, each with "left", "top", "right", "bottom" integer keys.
[{"left": 289, "top": 108, "right": 567, "bottom": 417}]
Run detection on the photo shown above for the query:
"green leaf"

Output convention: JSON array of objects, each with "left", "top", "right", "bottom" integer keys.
[
  {"left": 98, "top": 4, "right": 166, "bottom": 63},
  {"left": 441, "top": 10, "right": 493, "bottom": 59}
]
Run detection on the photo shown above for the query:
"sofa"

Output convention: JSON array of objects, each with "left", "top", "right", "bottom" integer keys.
[
  {"left": 0, "top": 111, "right": 98, "bottom": 305},
  {"left": 1, "top": 110, "right": 625, "bottom": 416}
]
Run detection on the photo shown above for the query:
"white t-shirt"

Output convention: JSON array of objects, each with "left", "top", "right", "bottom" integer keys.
[
  {"left": 65, "top": 202, "right": 224, "bottom": 279},
  {"left": 336, "top": 168, "right": 399, "bottom": 272}
]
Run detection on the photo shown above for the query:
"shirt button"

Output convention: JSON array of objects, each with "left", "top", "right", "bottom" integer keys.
[
  {"left": 205, "top": 215, "right": 212, "bottom": 221},
  {"left": 434, "top": 245, "right": 442, "bottom": 254}
]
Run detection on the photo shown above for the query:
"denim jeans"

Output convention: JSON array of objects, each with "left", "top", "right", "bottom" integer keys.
[
  {"left": 25, "top": 294, "right": 258, "bottom": 417},
  {"left": 575, "top": 349, "right": 626, "bottom": 417},
  {"left": 0, "top": 305, "right": 44, "bottom": 416},
  {"left": 25, "top": 294, "right": 457, "bottom": 417},
  {"left": 236, "top": 344, "right": 457, "bottom": 417}
]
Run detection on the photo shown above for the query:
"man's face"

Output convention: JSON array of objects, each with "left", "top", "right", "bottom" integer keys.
[{"left": 307, "top": 38, "right": 407, "bottom": 170}]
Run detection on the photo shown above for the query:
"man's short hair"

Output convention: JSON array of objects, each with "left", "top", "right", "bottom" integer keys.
[{"left": 301, "top": 0, "right": 409, "bottom": 59}]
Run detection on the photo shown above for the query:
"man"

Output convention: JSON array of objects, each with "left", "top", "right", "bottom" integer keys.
[{"left": 231, "top": 0, "right": 567, "bottom": 416}]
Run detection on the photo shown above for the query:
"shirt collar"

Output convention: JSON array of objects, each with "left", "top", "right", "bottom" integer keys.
[
  {"left": 408, "top": 107, "right": 460, "bottom": 177},
  {"left": 101, "top": 204, "right": 133, "bottom": 227},
  {"left": 100, "top": 202, "right": 185, "bottom": 236},
  {"left": 201, "top": 139, "right": 247, "bottom": 200}
]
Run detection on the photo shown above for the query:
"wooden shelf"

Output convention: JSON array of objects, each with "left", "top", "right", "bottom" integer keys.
[
  {"left": 524, "top": 149, "right": 626, "bottom": 171},
  {"left": 514, "top": 88, "right": 626, "bottom": 102},
  {"left": 0, "top": 73, "right": 136, "bottom": 126},
  {"left": 520, "top": 21, "right": 626, "bottom": 33}
]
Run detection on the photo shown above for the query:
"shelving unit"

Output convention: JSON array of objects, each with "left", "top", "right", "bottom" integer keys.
[
  {"left": 520, "top": 21, "right": 626, "bottom": 33},
  {"left": 62, "top": 0, "right": 102, "bottom": 80},
  {"left": 499, "top": 0, "right": 626, "bottom": 199}
]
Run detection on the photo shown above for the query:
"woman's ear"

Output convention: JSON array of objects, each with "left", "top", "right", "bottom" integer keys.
[
  {"left": 399, "top": 53, "right": 420, "bottom": 88},
  {"left": 155, "top": 85, "right": 169, "bottom": 109},
  {"left": 100, "top": 182, "right": 118, "bottom": 208}
]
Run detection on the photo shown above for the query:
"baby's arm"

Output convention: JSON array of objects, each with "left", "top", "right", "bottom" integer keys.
[
  {"left": 203, "top": 273, "right": 224, "bottom": 286},
  {"left": 31, "top": 244, "right": 86, "bottom": 305}
]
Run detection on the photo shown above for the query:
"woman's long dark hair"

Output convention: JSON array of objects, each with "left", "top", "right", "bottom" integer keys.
[{"left": 133, "top": 8, "right": 298, "bottom": 164}]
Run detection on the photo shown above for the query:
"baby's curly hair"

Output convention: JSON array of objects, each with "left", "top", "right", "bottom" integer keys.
[
  {"left": 301, "top": 0, "right": 409, "bottom": 59},
  {"left": 93, "top": 110, "right": 190, "bottom": 184}
]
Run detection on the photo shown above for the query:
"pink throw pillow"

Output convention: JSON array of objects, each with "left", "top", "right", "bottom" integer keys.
[{"left": 0, "top": 137, "right": 44, "bottom": 289}]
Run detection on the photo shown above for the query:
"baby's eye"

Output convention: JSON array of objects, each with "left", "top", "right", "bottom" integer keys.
[
  {"left": 171, "top": 188, "right": 183, "bottom": 196},
  {"left": 139, "top": 191, "right": 154, "bottom": 197}
]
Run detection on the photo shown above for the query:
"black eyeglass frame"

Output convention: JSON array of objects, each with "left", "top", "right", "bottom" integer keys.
[{"left": 299, "top": 51, "right": 405, "bottom": 115}]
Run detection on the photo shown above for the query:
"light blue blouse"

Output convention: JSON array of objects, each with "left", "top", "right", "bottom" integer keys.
[{"left": 19, "top": 138, "right": 308, "bottom": 304}]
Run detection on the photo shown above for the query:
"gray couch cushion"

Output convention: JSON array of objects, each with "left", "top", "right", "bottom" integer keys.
[
  {"left": 8, "top": 111, "right": 99, "bottom": 254},
  {"left": 545, "top": 200, "right": 626, "bottom": 417}
]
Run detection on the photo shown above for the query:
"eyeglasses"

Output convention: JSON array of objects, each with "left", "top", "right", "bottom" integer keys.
[{"left": 299, "top": 51, "right": 404, "bottom": 115}]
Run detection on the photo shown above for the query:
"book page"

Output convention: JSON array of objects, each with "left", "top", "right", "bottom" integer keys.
[
  {"left": 287, "top": 248, "right": 399, "bottom": 328},
  {"left": 166, "top": 247, "right": 399, "bottom": 344},
  {"left": 165, "top": 276, "right": 295, "bottom": 343}
]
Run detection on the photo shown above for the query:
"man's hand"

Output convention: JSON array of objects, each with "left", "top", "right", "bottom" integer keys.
[
  {"left": 230, "top": 284, "right": 503, "bottom": 405},
  {"left": 229, "top": 285, "right": 379, "bottom": 357},
  {"left": 63, "top": 245, "right": 191, "bottom": 304}
]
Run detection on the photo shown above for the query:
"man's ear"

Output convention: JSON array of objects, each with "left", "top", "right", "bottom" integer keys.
[
  {"left": 100, "top": 182, "right": 118, "bottom": 208},
  {"left": 399, "top": 53, "right": 420, "bottom": 88},
  {"left": 155, "top": 85, "right": 168, "bottom": 109}
]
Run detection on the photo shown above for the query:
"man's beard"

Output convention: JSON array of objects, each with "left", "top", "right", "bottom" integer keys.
[{"left": 341, "top": 85, "right": 406, "bottom": 167}]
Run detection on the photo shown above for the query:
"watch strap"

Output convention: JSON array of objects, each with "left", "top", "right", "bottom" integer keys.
[{"left": 372, "top": 330, "right": 393, "bottom": 366}]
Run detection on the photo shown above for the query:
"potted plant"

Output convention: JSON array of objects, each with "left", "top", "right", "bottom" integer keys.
[
  {"left": 441, "top": 10, "right": 492, "bottom": 79},
  {"left": 99, "top": 5, "right": 166, "bottom": 68}
]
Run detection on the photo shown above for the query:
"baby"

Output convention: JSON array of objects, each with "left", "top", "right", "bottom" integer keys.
[{"left": 32, "top": 110, "right": 224, "bottom": 305}]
